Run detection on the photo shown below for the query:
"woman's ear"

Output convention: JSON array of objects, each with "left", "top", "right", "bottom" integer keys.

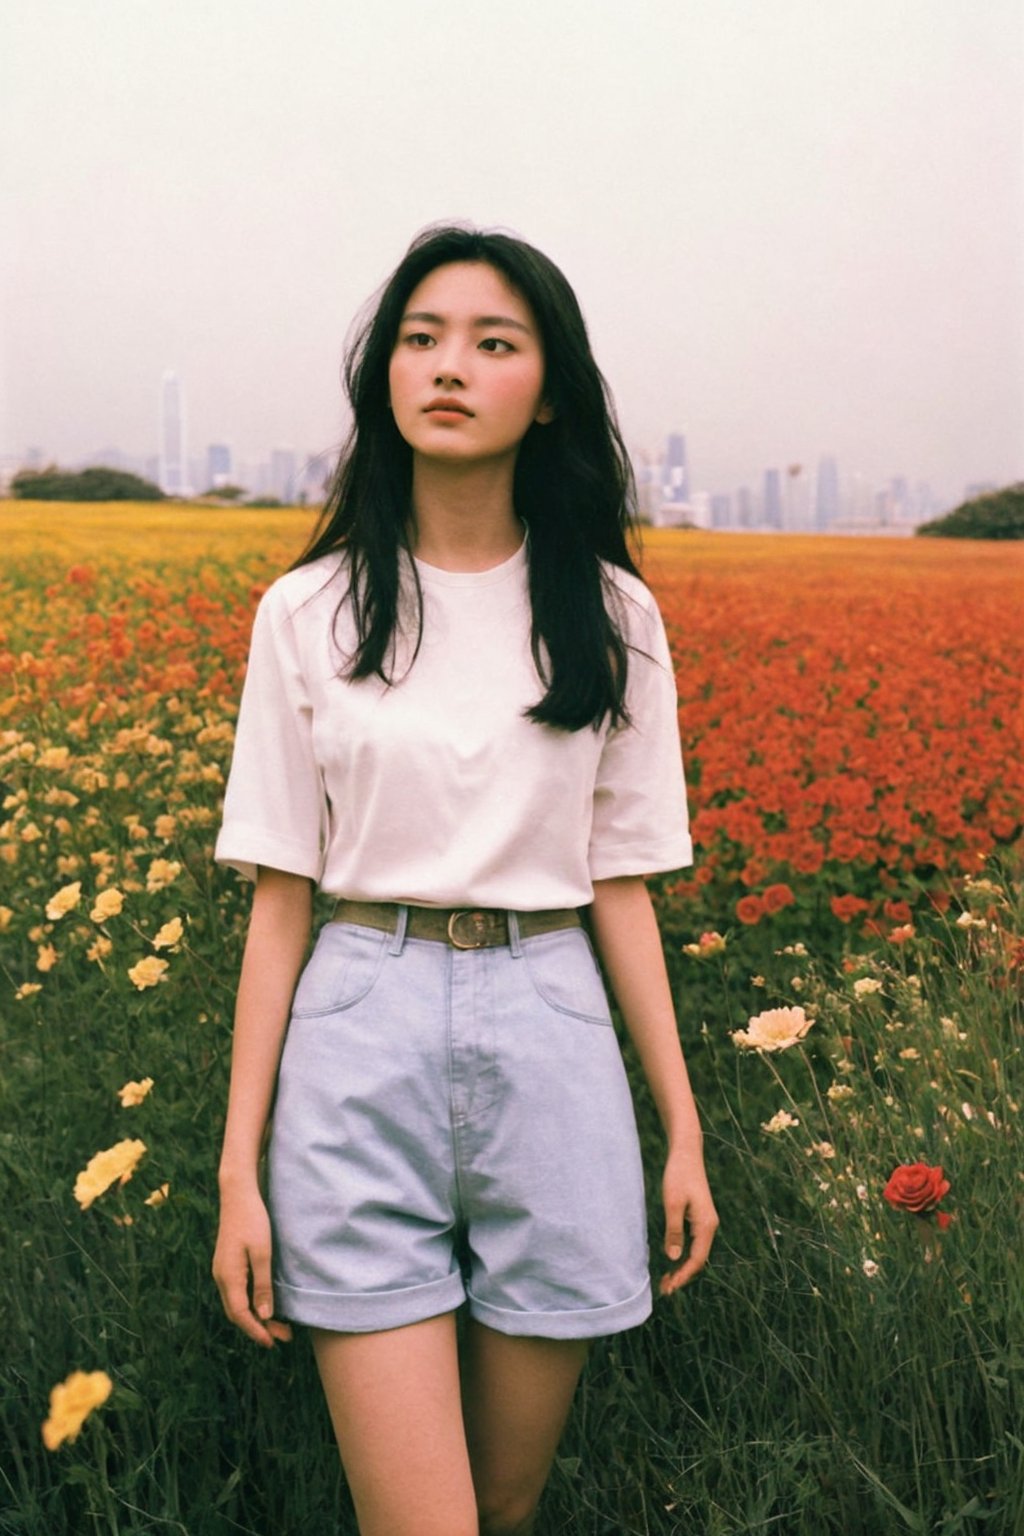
[{"left": 534, "top": 399, "right": 556, "bottom": 425}]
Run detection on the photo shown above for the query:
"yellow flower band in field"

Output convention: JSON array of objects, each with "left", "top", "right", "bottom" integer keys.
[
  {"left": 41, "top": 1369, "right": 113, "bottom": 1450},
  {"left": 74, "top": 1138, "right": 147, "bottom": 1209},
  {"left": 732, "top": 1006, "right": 815, "bottom": 1052}
]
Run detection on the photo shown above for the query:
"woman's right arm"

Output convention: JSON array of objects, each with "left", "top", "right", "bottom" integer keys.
[{"left": 212, "top": 866, "right": 313, "bottom": 1348}]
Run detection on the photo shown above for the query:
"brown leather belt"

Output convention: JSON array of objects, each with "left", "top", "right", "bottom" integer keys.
[{"left": 331, "top": 899, "right": 581, "bottom": 951}]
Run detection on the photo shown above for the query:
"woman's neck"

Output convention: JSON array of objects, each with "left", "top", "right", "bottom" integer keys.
[{"left": 407, "top": 457, "right": 524, "bottom": 573}]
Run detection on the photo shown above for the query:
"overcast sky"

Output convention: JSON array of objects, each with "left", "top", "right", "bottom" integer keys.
[{"left": 2, "top": 0, "right": 1022, "bottom": 504}]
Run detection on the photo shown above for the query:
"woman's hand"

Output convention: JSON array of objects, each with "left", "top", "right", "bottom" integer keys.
[
  {"left": 212, "top": 1182, "right": 293, "bottom": 1349},
  {"left": 658, "top": 1145, "right": 719, "bottom": 1296}
]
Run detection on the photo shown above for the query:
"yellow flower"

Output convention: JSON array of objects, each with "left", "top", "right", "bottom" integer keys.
[
  {"left": 152, "top": 916, "right": 183, "bottom": 950},
  {"left": 87, "top": 935, "right": 113, "bottom": 963},
  {"left": 45, "top": 881, "right": 82, "bottom": 920},
  {"left": 74, "top": 1138, "right": 147, "bottom": 1209},
  {"left": 0, "top": 905, "right": 13, "bottom": 930},
  {"left": 37, "top": 745, "right": 72, "bottom": 771},
  {"left": 90, "top": 887, "right": 124, "bottom": 923},
  {"left": 146, "top": 858, "right": 181, "bottom": 894},
  {"left": 731, "top": 1006, "right": 814, "bottom": 1053},
  {"left": 117, "top": 1077, "right": 154, "bottom": 1108},
  {"left": 20, "top": 821, "right": 42, "bottom": 842},
  {"left": 15, "top": 982, "right": 43, "bottom": 1000},
  {"left": 853, "top": 976, "right": 884, "bottom": 997},
  {"left": 761, "top": 1109, "right": 800, "bottom": 1133},
  {"left": 144, "top": 1183, "right": 170, "bottom": 1207},
  {"left": 127, "top": 956, "right": 168, "bottom": 990},
  {"left": 41, "top": 1369, "right": 113, "bottom": 1450},
  {"left": 36, "top": 943, "right": 58, "bottom": 973},
  {"left": 154, "top": 814, "right": 177, "bottom": 840}
]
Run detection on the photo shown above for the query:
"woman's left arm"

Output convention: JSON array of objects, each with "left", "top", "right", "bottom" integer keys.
[{"left": 589, "top": 874, "right": 719, "bottom": 1295}]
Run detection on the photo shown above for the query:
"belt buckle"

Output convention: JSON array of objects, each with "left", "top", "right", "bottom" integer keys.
[{"left": 447, "top": 910, "right": 493, "bottom": 950}]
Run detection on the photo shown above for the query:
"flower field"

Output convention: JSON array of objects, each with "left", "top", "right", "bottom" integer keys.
[{"left": 1, "top": 502, "right": 1022, "bottom": 1534}]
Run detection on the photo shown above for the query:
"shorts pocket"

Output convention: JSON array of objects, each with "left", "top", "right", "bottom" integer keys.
[
  {"left": 289, "top": 922, "right": 388, "bottom": 1018},
  {"left": 522, "top": 928, "right": 613, "bottom": 1025}
]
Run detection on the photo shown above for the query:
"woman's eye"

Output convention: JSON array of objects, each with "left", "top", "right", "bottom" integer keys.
[
  {"left": 479, "top": 337, "right": 514, "bottom": 354},
  {"left": 404, "top": 332, "right": 435, "bottom": 348}
]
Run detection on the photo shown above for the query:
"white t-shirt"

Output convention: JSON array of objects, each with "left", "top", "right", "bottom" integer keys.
[{"left": 214, "top": 538, "right": 691, "bottom": 909}]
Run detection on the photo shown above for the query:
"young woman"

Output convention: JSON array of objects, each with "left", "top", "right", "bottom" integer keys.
[{"left": 212, "top": 224, "right": 718, "bottom": 1536}]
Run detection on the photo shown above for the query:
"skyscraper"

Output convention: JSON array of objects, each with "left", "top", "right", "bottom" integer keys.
[
  {"left": 207, "top": 443, "right": 233, "bottom": 489},
  {"left": 815, "top": 455, "right": 840, "bottom": 530},
  {"left": 270, "top": 448, "right": 297, "bottom": 504},
  {"left": 159, "top": 370, "right": 187, "bottom": 496},
  {"left": 763, "top": 468, "right": 782, "bottom": 529},
  {"left": 662, "top": 433, "right": 690, "bottom": 504}
]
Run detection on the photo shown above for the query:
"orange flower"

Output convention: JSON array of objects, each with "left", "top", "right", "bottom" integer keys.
[
  {"left": 42, "top": 1369, "right": 112, "bottom": 1449},
  {"left": 735, "top": 894, "right": 765, "bottom": 926},
  {"left": 830, "top": 893, "right": 870, "bottom": 924}
]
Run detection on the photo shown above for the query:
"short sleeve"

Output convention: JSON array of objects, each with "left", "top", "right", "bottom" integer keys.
[
  {"left": 214, "top": 582, "right": 326, "bottom": 884},
  {"left": 588, "top": 588, "right": 692, "bottom": 880}
]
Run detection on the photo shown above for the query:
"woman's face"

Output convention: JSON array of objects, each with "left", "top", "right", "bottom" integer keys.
[{"left": 388, "top": 261, "right": 553, "bottom": 468}]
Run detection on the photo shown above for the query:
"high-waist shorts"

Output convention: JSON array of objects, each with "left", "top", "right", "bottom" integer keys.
[{"left": 267, "top": 910, "right": 652, "bottom": 1339}]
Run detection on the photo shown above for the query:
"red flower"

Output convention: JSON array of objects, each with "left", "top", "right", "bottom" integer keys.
[
  {"left": 736, "top": 893, "right": 766, "bottom": 926},
  {"left": 762, "top": 882, "right": 796, "bottom": 914},
  {"left": 831, "top": 893, "right": 870, "bottom": 924},
  {"left": 883, "top": 1163, "right": 950, "bottom": 1215}
]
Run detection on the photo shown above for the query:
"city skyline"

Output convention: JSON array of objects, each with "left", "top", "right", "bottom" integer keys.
[
  {"left": 3, "top": 2, "right": 1021, "bottom": 519},
  {"left": 6, "top": 385, "right": 978, "bottom": 530}
]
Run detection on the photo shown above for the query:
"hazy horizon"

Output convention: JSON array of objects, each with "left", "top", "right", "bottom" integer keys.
[{"left": 3, "top": 0, "right": 1022, "bottom": 507}]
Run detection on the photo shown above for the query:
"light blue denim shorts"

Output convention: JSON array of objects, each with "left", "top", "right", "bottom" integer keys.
[{"left": 267, "top": 909, "right": 652, "bottom": 1339}]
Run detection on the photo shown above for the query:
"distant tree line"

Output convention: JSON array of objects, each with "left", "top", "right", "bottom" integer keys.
[
  {"left": 916, "top": 483, "right": 1024, "bottom": 540},
  {"left": 8, "top": 467, "right": 306, "bottom": 508},
  {"left": 11, "top": 466, "right": 165, "bottom": 501}
]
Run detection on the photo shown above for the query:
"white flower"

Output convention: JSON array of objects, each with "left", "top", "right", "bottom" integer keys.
[
  {"left": 853, "top": 977, "right": 883, "bottom": 997},
  {"left": 862, "top": 1258, "right": 880, "bottom": 1279},
  {"left": 731, "top": 1006, "right": 814, "bottom": 1053},
  {"left": 761, "top": 1109, "right": 799, "bottom": 1134}
]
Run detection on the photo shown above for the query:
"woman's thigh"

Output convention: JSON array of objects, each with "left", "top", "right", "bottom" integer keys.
[
  {"left": 461, "top": 1319, "right": 589, "bottom": 1533},
  {"left": 310, "top": 1313, "right": 477, "bottom": 1536}
]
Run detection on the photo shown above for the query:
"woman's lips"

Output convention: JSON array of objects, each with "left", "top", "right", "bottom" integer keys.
[{"left": 425, "top": 400, "right": 474, "bottom": 416}]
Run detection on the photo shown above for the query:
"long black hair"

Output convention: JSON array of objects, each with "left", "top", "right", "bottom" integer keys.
[{"left": 295, "top": 223, "right": 644, "bottom": 732}]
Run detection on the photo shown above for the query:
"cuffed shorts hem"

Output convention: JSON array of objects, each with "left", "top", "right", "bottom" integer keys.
[
  {"left": 467, "top": 1279, "right": 653, "bottom": 1340},
  {"left": 274, "top": 1271, "right": 466, "bottom": 1333}
]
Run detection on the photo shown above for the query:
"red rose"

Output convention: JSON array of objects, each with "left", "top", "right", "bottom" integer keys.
[{"left": 883, "top": 1163, "right": 950, "bottom": 1214}]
